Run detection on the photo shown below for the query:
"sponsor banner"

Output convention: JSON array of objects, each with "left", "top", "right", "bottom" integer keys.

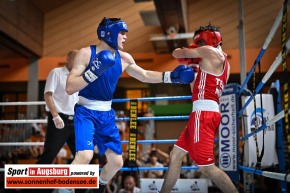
[
  {"left": 140, "top": 178, "right": 208, "bottom": 193},
  {"left": 242, "top": 94, "right": 278, "bottom": 167},
  {"left": 219, "top": 94, "right": 238, "bottom": 172},
  {"left": 5, "top": 164, "right": 99, "bottom": 189},
  {"left": 128, "top": 99, "right": 138, "bottom": 167}
]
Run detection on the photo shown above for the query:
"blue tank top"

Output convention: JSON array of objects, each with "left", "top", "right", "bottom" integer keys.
[{"left": 79, "top": 45, "right": 122, "bottom": 101}]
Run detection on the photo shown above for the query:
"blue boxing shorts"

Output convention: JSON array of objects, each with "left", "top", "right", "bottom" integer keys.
[{"left": 74, "top": 104, "right": 122, "bottom": 155}]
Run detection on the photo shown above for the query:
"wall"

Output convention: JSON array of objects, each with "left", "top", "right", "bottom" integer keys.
[
  {"left": 0, "top": 46, "right": 288, "bottom": 82},
  {"left": 0, "top": 58, "right": 28, "bottom": 81},
  {"left": 0, "top": 0, "right": 288, "bottom": 82},
  {"left": 0, "top": 0, "right": 43, "bottom": 56},
  {"left": 43, "top": 0, "right": 162, "bottom": 56}
]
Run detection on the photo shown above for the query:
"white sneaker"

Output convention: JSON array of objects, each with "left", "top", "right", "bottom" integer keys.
[{"left": 58, "top": 189, "right": 75, "bottom": 193}]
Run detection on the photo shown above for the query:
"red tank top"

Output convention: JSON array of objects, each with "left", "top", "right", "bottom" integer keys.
[{"left": 192, "top": 53, "right": 229, "bottom": 104}]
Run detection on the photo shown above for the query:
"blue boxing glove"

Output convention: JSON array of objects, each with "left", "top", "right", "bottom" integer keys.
[
  {"left": 83, "top": 50, "right": 115, "bottom": 83},
  {"left": 162, "top": 65, "right": 195, "bottom": 84}
]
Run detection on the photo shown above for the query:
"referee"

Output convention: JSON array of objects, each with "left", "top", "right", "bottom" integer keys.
[{"left": 36, "top": 49, "right": 79, "bottom": 164}]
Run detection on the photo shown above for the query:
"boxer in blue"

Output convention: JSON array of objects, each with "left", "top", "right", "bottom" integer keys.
[{"left": 65, "top": 17, "right": 194, "bottom": 193}]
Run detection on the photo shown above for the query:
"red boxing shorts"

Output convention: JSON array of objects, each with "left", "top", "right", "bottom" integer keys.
[{"left": 175, "top": 110, "right": 221, "bottom": 166}]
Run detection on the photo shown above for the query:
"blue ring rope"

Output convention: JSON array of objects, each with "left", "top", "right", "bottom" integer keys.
[
  {"left": 121, "top": 139, "right": 219, "bottom": 144},
  {"left": 113, "top": 96, "right": 191, "bottom": 103},
  {"left": 116, "top": 116, "right": 189, "bottom": 121},
  {"left": 99, "top": 166, "right": 199, "bottom": 171},
  {"left": 239, "top": 165, "right": 263, "bottom": 175}
]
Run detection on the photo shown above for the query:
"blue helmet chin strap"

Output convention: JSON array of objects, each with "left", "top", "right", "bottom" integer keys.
[{"left": 97, "top": 18, "right": 128, "bottom": 49}]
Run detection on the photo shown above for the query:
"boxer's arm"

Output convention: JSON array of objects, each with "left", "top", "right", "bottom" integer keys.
[
  {"left": 121, "top": 51, "right": 163, "bottom": 83},
  {"left": 82, "top": 50, "right": 115, "bottom": 83},
  {"left": 173, "top": 45, "right": 221, "bottom": 60},
  {"left": 66, "top": 47, "right": 90, "bottom": 95},
  {"left": 121, "top": 51, "right": 194, "bottom": 84}
]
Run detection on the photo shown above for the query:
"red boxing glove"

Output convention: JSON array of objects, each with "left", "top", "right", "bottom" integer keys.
[
  {"left": 189, "top": 44, "right": 198, "bottom": 49},
  {"left": 177, "top": 58, "right": 191, "bottom": 64},
  {"left": 176, "top": 44, "right": 201, "bottom": 65},
  {"left": 178, "top": 58, "right": 201, "bottom": 65},
  {"left": 188, "top": 58, "right": 201, "bottom": 64},
  {"left": 188, "top": 44, "right": 200, "bottom": 63}
]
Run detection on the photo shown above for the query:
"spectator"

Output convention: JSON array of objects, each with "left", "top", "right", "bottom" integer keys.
[
  {"left": 116, "top": 111, "right": 127, "bottom": 141},
  {"left": 141, "top": 147, "right": 169, "bottom": 165},
  {"left": 140, "top": 108, "right": 155, "bottom": 155},
  {"left": 120, "top": 151, "right": 142, "bottom": 189},
  {"left": 144, "top": 150, "right": 164, "bottom": 178},
  {"left": 118, "top": 175, "right": 141, "bottom": 193}
]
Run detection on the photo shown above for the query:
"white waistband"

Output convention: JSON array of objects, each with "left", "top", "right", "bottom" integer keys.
[
  {"left": 78, "top": 96, "right": 112, "bottom": 111},
  {"left": 192, "top": 100, "right": 219, "bottom": 112}
]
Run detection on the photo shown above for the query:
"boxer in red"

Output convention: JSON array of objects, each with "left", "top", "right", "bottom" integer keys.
[{"left": 160, "top": 24, "right": 239, "bottom": 193}]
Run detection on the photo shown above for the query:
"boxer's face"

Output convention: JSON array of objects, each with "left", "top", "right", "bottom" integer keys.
[{"left": 118, "top": 31, "right": 127, "bottom": 50}]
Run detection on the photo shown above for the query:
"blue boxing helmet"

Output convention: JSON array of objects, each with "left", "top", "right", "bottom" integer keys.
[{"left": 97, "top": 17, "right": 128, "bottom": 49}]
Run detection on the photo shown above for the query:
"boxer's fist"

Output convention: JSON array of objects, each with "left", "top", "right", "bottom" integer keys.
[
  {"left": 163, "top": 65, "right": 195, "bottom": 84},
  {"left": 83, "top": 50, "right": 115, "bottom": 83}
]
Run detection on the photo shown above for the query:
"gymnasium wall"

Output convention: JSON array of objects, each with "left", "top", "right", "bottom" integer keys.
[
  {"left": 0, "top": 47, "right": 288, "bottom": 82},
  {"left": 0, "top": 0, "right": 289, "bottom": 82}
]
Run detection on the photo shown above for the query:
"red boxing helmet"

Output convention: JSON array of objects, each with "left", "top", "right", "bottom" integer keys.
[{"left": 193, "top": 24, "right": 222, "bottom": 48}]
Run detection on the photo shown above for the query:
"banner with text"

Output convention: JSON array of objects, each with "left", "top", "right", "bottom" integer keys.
[
  {"left": 242, "top": 94, "right": 278, "bottom": 167},
  {"left": 128, "top": 99, "right": 138, "bottom": 167},
  {"left": 5, "top": 164, "right": 99, "bottom": 189},
  {"left": 218, "top": 83, "right": 239, "bottom": 181},
  {"left": 140, "top": 178, "right": 208, "bottom": 193}
]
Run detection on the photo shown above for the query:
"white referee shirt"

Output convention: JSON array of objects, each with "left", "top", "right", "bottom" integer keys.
[{"left": 44, "top": 66, "right": 79, "bottom": 115}]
